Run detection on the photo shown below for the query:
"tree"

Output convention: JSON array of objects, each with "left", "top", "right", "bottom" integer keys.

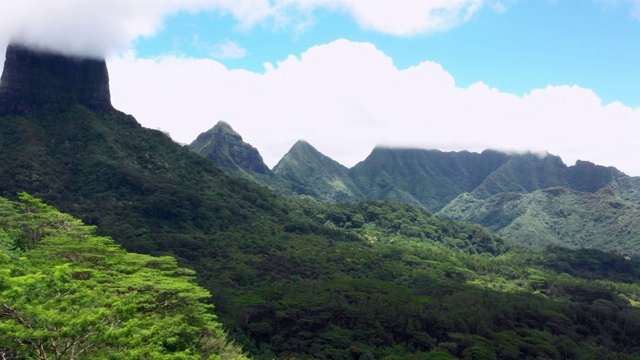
[{"left": 0, "top": 194, "right": 248, "bottom": 359}]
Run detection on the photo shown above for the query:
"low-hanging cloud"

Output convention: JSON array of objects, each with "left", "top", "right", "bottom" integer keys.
[
  {"left": 0, "top": 0, "right": 496, "bottom": 60},
  {"left": 108, "top": 39, "right": 640, "bottom": 175},
  {"left": 0, "top": 0, "right": 275, "bottom": 58},
  {"left": 2, "top": 0, "right": 640, "bottom": 60}
]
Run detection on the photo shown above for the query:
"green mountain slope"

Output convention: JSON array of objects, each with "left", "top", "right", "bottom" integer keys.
[
  {"left": 189, "top": 121, "right": 273, "bottom": 179},
  {"left": 607, "top": 176, "right": 640, "bottom": 208},
  {"left": 349, "top": 147, "right": 511, "bottom": 211},
  {"left": 471, "top": 154, "right": 624, "bottom": 198},
  {"left": 440, "top": 187, "right": 640, "bottom": 255},
  {"left": 187, "top": 120, "right": 300, "bottom": 197},
  {"left": 273, "top": 140, "right": 362, "bottom": 201},
  {"left": 0, "top": 105, "right": 290, "bottom": 256},
  {"left": 192, "top": 124, "right": 627, "bottom": 212},
  {"left": 189, "top": 123, "right": 363, "bottom": 202},
  {"left": 192, "top": 123, "right": 639, "bottom": 257},
  {"left": 9, "top": 192, "right": 640, "bottom": 359}
]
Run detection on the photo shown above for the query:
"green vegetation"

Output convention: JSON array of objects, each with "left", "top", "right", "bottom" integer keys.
[
  {"left": 212, "top": 200, "right": 640, "bottom": 359},
  {"left": 0, "top": 193, "right": 247, "bottom": 359},
  {"left": 3, "top": 105, "right": 640, "bottom": 359},
  {"left": 440, "top": 187, "right": 640, "bottom": 256},
  {"left": 189, "top": 121, "right": 274, "bottom": 180},
  {"left": 272, "top": 140, "right": 362, "bottom": 202},
  {"left": 5, "top": 193, "right": 640, "bottom": 359},
  {"left": 4, "top": 47, "right": 640, "bottom": 359},
  {"left": 192, "top": 124, "right": 640, "bottom": 258}
]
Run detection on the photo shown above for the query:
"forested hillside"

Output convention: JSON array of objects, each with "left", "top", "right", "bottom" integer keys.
[
  {"left": 4, "top": 44, "right": 640, "bottom": 359},
  {"left": 4, "top": 194, "right": 640, "bottom": 359},
  {"left": 192, "top": 122, "right": 640, "bottom": 257},
  {"left": 0, "top": 193, "right": 247, "bottom": 359},
  {"left": 440, "top": 186, "right": 640, "bottom": 255}
]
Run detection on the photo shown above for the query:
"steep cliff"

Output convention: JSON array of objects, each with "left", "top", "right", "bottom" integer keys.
[{"left": 0, "top": 43, "right": 112, "bottom": 115}]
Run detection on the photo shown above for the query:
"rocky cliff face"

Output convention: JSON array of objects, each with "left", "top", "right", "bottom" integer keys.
[{"left": 0, "top": 43, "right": 112, "bottom": 115}]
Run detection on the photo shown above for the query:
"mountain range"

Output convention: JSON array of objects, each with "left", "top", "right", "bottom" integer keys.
[
  {"left": 3, "top": 43, "right": 640, "bottom": 359},
  {"left": 191, "top": 120, "right": 640, "bottom": 256}
]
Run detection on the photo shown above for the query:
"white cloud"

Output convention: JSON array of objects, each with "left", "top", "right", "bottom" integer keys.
[
  {"left": 0, "top": 0, "right": 273, "bottom": 58},
  {"left": 0, "top": 0, "right": 498, "bottom": 60},
  {"left": 3, "top": 0, "right": 640, "bottom": 62},
  {"left": 209, "top": 40, "right": 248, "bottom": 59},
  {"left": 108, "top": 39, "right": 640, "bottom": 176},
  {"left": 278, "top": 0, "right": 487, "bottom": 35}
]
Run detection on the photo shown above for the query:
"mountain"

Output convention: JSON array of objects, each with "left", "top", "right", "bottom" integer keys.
[
  {"left": 6, "top": 43, "right": 640, "bottom": 359},
  {"left": 0, "top": 43, "right": 289, "bottom": 257},
  {"left": 350, "top": 148, "right": 627, "bottom": 211},
  {"left": 273, "top": 140, "right": 362, "bottom": 201},
  {"left": 470, "top": 154, "right": 624, "bottom": 198},
  {"left": 191, "top": 128, "right": 628, "bottom": 212},
  {"left": 351, "top": 151, "right": 639, "bottom": 255},
  {"left": 0, "top": 43, "right": 112, "bottom": 115},
  {"left": 189, "top": 121, "right": 272, "bottom": 178},
  {"left": 606, "top": 175, "right": 640, "bottom": 208},
  {"left": 349, "top": 147, "right": 511, "bottom": 211},
  {"left": 436, "top": 156, "right": 639, "bottom": 254},
  {"left": 193, "top": 128, "right": 627, "bottom": 212},
  {"left": 0, "top": 43, "right": 504, "bottom": 358},
  {"left": 568, "top": 160, "right": 626, "bottom": 193},
  {"left": 440, "top": 186, "right": 640, "bottom": 254},
  {"left": 189, "top": 124, "right": 362, "bottom": 201},
  {"left": 192, "top": 124, "right": 639, "bottom": 256}
]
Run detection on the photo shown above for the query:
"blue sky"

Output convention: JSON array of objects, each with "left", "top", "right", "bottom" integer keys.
[
  {"left": 134, "top": 1, "right": 640, "bottom": 107},
  {"left": 2, "top": 0, "right": 640, "bottom": 174}
]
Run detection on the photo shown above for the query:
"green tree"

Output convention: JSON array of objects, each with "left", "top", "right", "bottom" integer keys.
[{"left": 0, "top": 194, "right": 248, "bottom": 359}]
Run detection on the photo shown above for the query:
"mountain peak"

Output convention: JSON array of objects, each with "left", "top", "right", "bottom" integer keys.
[
  {"left": 273, "top": 140, "right": 362, "bottom": 201},
  {"left": 212, "top": 120, "right": 235, "bottom": 133},
  {"left": 291, "top": 139, "right": 312, "bottom": 148},
  {"left": 189, "top": 121, "right": 271, "bottom": 175},
  {"left": 0, "top": 43, "right": 113, "bottom": 115},
  {"left": 277, "top": 140, "right": 331, "bottom": 166}
]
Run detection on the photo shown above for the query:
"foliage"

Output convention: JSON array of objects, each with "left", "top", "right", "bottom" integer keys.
[
  {"left": 0, "top": 194, "right": 247, "bottom": 359},
  {"left": 271, "top": 140, "right": 363, "bottom": 202},
  {"left": 3, "top": 107, "right": 640, "bottom": 359},
  {"left": 440, "top": 187, "right": 640, "bottom": 257}
]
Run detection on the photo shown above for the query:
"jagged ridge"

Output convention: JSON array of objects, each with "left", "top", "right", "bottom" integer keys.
[{"left": 191, "top": 122, "right": 640, "bottom": 256}]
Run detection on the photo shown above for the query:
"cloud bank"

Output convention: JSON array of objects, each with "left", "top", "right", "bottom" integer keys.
[
  {"left": 108, "top": 39, "right": 640, "bottom": 175},
  {"left": 0, "top": 0, "right": 270, "bottom": 58},
  {"left": 0, "top": 0, "right": 493, "bottom": 59}
]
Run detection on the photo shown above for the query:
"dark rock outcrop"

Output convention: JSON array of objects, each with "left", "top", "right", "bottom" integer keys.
[{"left": 0, "top": 43, "right": 112, "bottom": 115}]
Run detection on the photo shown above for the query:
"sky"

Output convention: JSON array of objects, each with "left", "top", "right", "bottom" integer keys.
[{"left": 1, "top": 0, "right": 639, "bottom": 174}]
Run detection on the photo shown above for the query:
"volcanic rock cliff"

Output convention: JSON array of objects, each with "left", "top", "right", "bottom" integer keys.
[{"left": 0, "top": 43, "right": 112, "bottom": 115}]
